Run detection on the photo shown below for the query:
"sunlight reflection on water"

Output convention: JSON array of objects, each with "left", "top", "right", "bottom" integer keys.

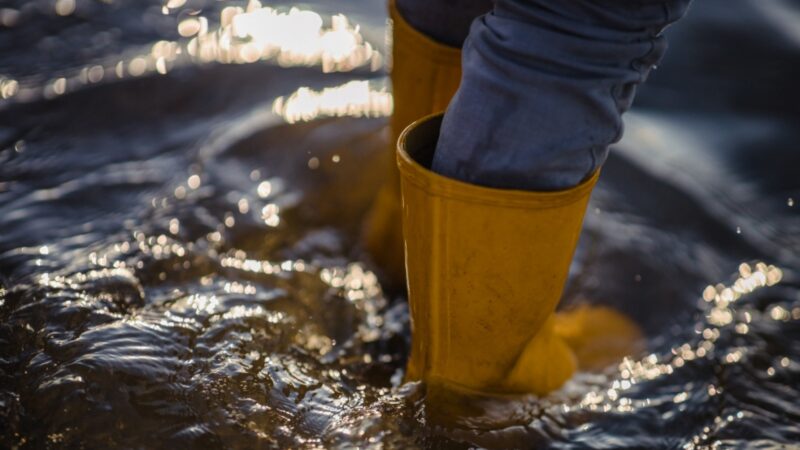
[{"left": 0, "top": 1, "right": 383, "bottom": 106}]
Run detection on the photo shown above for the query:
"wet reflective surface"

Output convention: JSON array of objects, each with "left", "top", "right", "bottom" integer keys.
[{"left": 1, "top": 0, "right": 799, "bottom": 448}]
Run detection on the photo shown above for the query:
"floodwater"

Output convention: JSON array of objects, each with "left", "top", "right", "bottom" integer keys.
[{"left": 1, "top": 0, "right": 799, "bottom": 448}]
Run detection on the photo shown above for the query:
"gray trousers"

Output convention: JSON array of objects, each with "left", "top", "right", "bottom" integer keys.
[{"left": 397, "top": 0, "right": 692, "bottom": 190}]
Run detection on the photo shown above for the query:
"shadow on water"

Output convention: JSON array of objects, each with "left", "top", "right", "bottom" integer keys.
[{"left": 0, "top": 0, "right": 799, "bottom": 448}]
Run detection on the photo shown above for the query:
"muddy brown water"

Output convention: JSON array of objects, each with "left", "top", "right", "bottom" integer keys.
[{"left": 1, "top": 0, "right": 799, "bottom": 448}]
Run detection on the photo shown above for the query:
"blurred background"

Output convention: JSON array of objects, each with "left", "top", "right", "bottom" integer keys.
[{"left": 0, "top": 0, "right": 798, "bottom": 448}]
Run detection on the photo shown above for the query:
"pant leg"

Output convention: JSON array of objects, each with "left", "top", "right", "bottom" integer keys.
[
  {"left": 431, "top": 0, "right": 693, "bottom": 191},
  {"left": 395, "top": 0, "right": 493, "bottom": 47}
]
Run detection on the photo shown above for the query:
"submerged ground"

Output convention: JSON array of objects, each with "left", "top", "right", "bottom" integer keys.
[{"left": 1, "top": 0, "right": 799, "bottom": 448}]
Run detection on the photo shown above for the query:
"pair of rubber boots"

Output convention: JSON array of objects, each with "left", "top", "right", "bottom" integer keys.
[{"left": 362, "top": 1, "right": 641, "bottom": 396}]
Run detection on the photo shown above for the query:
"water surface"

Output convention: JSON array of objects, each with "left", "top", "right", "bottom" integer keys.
[{"left": 1, "top": 0, "right": 799, "bottom": 448}]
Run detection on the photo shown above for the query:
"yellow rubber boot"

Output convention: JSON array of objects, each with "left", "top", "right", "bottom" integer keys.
[
  {"left": 398, "top": 114, "right": 600, "bottom": 396},
  {"left": 361, "top": 0, "right": 462, "bottom": 284}
]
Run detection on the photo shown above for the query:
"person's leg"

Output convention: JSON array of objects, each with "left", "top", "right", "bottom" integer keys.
[
  {"left": 432, "top": 0, "right": 692, "bottom": 190},
  {"left": 362, "top": 0, "right": 490, "bottom": 285},
  {"left": 398, "top": 0, "right": 693, "bottom": 396},
  {"left": 388, "top": 0, "right": 492, "bottom": 149}
]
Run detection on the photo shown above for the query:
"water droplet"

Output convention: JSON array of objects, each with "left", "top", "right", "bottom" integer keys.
[
  {"left": 261, "top": 204, "right": 280, "bottom": 227},
  {"left": 308, "top": 157, "right": 319, "bottom": 169},
  {"left": 51, "top": 77, "right": 67, "bottom": 95},
  {"left": 238, "top": 198, "right": 249, "bottom": 214},
  {"left": 770, "top": 306, "right": 789, "bottom": 321},
  {"left": 0, "top": 78, "right": 18, "bottom": 99},
  {"left": 174, "top": 186, "right": 186, "bottom": 199},
  {"left": 0, "top": 8, "right": 21, "bottom": 27},
  {"left": 165, "top": 0, "right": 187, "bottom": 9},
  {"left": 87, "top": 65, "right": 104, "bottom": 83},
  {"left": 788, "top": 198, "right": 794, "bottom": 207},
  {"left": 187, "top": 174, "right": 201, "bottom": 189},
  {"left": 178, "top": 17, "right": 202, "bottom": 37},
  {"left": 155, "top": 57, "right": 167, "bottom": 74},
  {"left": 55, "top": 0, "right": 76, "bottom": 16},
  {"left": 735, "top": 226, "right": 741, "bottom": 234},
  {"left": 257, "top": 181, "right": 272, "bottom": 198}
]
